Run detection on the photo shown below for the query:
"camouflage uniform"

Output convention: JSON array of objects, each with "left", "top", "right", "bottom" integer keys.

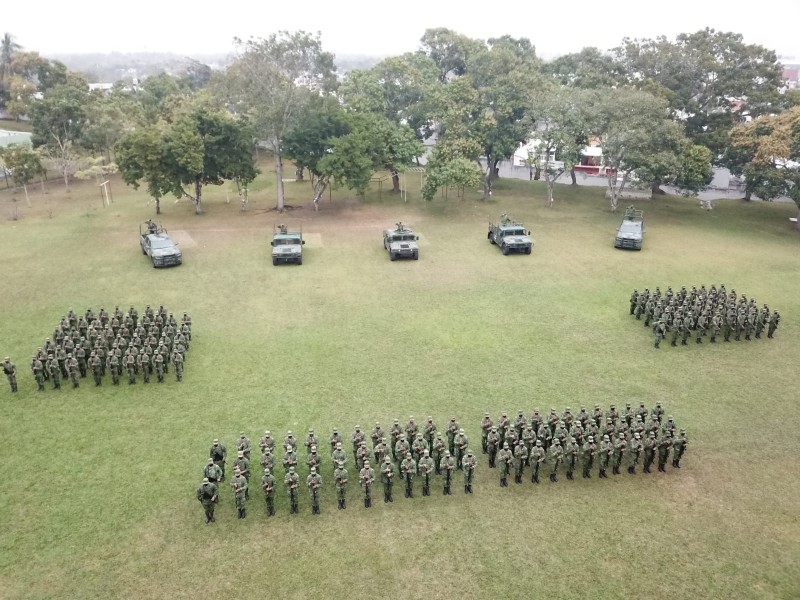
[
  {"left": 418, "top": 450, "right": 435, "bottom": 496},
  {"left": 210, "top": 439, "right": 227, "bottom": 480},
  {"left": 284, "top": 467, "right": 300, "bottom": 514},
  {"left": 400, "top": 453, "right": 417, "bottom": 498},
  {"left": 3, "top": 358, "right": 17, "bottom": 393},
  {"left": 261, "top": 468, "right": 276, "bottom": 516},
  {"left": 230, "top": 467, "right": 248, "bottom": 519},
  {"left": 672, "top": 429, "right": 688, "bottom": 468},
  {"left": 380, "top": 457, "right": 395, "bottom": 503},
  {"left": 462, "top": 450, "right": 477, "bottom": 493},
  {"left": 581, "top": 437, "right": 596, "bottom": 478},
  {"left": 359, "top": 462, "right": 375, "bottom": 508},
  {"left": 530, "top": 440, "right": 546, "bottom": 484},
  {"left": 627, "top": 433, "right": 643, "bottom": 474},
  {"left": 513, "top": 441, "right": 527, "bottom": 484},
  {"left": 196, "top": 478, "right": 218, "bottom": 523},
  {"left": 334, "top": 463, "right": 349, "bottom": 510},
  {"left": 440, "top": 451, "right": 456, "bottom": 495},
  {"left": 307, "top": 468, "right": 323, "bottom": 515}
]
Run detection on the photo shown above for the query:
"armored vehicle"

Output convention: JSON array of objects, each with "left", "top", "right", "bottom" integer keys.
[
  {"left": 487, "top": 214, "right": 533, "bottom": 255},
  {"left": 383, "top": 222, "right": 419, "bottom": 261},
  {"left": 139, "top": 221, "right": 182, "bottom": 268},
  {"left": 615, "top": 206, "right": 645, "bottom": 250},
  {"left": 271, "top": 224, "right": 305, "bottom": 265}
]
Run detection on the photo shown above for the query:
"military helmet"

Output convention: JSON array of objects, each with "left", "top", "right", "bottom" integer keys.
[
  {"left": 467, "top": 450, "right": 473, "bottom": 455},
  {"left": 649, "top": 432, "right": 655, "bottom": 437},
  {"left": 289, "top": 466, "right": 295, "bottom": 472},
  {"left": 202, "top": 477, "right": 209, "bottom": 483},
  {"left": 603, "top": 435, "right": 610, "bottom": 440},
  {"left": 310, "top": 466, "right": 316, "bottom": 473},
  {"left": 680, "top": 429, "right": 686, "bottom": 433},
  {"left": 207, "top": 458, "right": 213, "bottom": 464},
  {"left": 536, "top": 440, "right": 542, "bottom": 445},
  {"left": 212, "top": 439, "right": 219, "bottom": 444},
  {"left": 503, "top": 442, "right": 509, "bottom": 448},
  {"left": 587, "top": 436, "right": 594, "bottom": 442},
  {"left": 287, "top": 431, "right": 293, "bottom": 436},
  {"left": 424, "top": 449, "right": 430, "bottom": 455},
  {"left": 3, "top": 357, "right": 8, "bottom": 362},
  {"left": 311, "top": 446, "right": 317, "bottom": 453},
  {"left": 309, "top": 428, "right": 315, "bottom": 433},
  {"left": 237, "top": 451, "right": 244, "bottom": 457},
  {"left": 444, "top": 450, "right": 451, "bottom": 455},
  {"left": 264, "top": 468, "right": 270, "bottom": 474},
  {"left": 384, "top": 456, "right": 391, "bottom": 462}
]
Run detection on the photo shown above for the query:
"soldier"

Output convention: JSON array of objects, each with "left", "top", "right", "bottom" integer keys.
[
  {"left": 124, "top": 352, "right": 136, "bottom": 384},
  {"left": 47, "top": 354, "right": 61, "bottom": 390},
  {"left": 417, "top": 449, "right": 434, "bottom": 496},
  {"left": 670, "top": 315, "right": 681, "bottom": 347},
  {"left": 628, "top": 432, "right": 643, "bottom": 474},
  {"left": 513, "top": 440, "right": 527, "bottom": 484},
  {"left": 657, "top": 433, "right": 673, "bottom": 472},
  {"left": 521, "top": 425, "right": 536, "bottom": 465},
  {"left": 681, "top": 312, "right": 693, "bottom": 346},
  {"left": 710, "top": 312, "right": 721, "bottom": 343},
  {"left": 172, "top": 350, "right": 184, "bottom": 381},
  {"left": 400, "top": 452, "right": 416, "bottom": 498},
  {"left": 432, "top": 432, "right": 446, "bottom": 475},
  {"left": 564, "top": 437, "right": 579, "bottom": 480},
  {"left": 334, "top": 461, "right": 349, "bottom": 509},
  {"left": 374, "top": 436, "right": 388, "bottom": 465},
  {"left": 496, "top": 412, "right": 510, "bottom": 443},
  {"left": 662, "top": 415, "right": 677, "bottom": 438},
  {"left": 209, "top": 439, "right": 226, "bottom": 480},
  {"left": 514, "top": 410, "right": 527, "bottom": 437},
  {"left": 672, "top": 429, "right": 688, "bottom": 468},
  {"left": 695, "top": 311, "right": 707, "bottom": 343},
  {"left": 351, "top": 425, "right": 366, "bottom": 457},
  {"left": 260, "top": 430, "right": 276, "bottom": 454},
  {"left": 32, "top": 355, "right": 45, "bottom": 391},
  {"left": 359, "top": 460, "right": 375, "bottom": 508},
  {"left": 230, "top": 466, "right": 248, "bottom": 519},
  {"left": 332, "top": 441, "right": 348, "bottom": 467},
  {"left": 394, "top": 434, "right": 410, "bottom": 466},
  {"left": 581, "top": 436, "right": 596, "bottom": 478},
  {"left": 261, "top": 468, "right": 276, "bottom": 516},
  {"left": 630, "top": 288, "right": 639, "bottom": 315},
  {"left": 423, "top": 416, "right": 437, "bottom": 449},
  {"left": 462, "top": 449, "right": 477, "bottom": 494},
  {"left": 723, "top": 310, "right": 734, "bottom": 342},
  {"left": 89, "top": 352, "right": 102, "bottom": 387},
  {"left": 389, "top": 419, "right": 403, "bottom": 457},
  {"left": 307, "top": 467, "right": 322, "bottom": 515},
  {"left": 137, "top": 350, "right": 150, "bottom": 384},
  {"left": 305, "top": 428, "right": 319, "bottom": 454},
  {"left": 381, "top": 456, "right": 395, "bottom": 503},
  {"left": 411, "top": 432, "right": 428, "bottom": 462},
  {"left": 576, "top": 407, "right": 590, "bottom": 430},
  {"left": 453, "top": 428, "right": 469, "bottom": 466},
  {"left": 592, "top": 404, "right": 604, "bottom": 428},
  {"left": 643, "top": 431, "right": 658, "bottom": 473},
  {"left": 108, "top": 351, "right": 121, "bottom": 385},
  {"left": 504, "top": 425, "right": 518, "bottom": 451},
  {"left": 154, "top": 351, "right": 164, "bottom": 383},
  {"left": 653, "top": 319, "right": 667, "bottom": 349},
  {"left": 612, "top": 433, "right": 627, "bottom": 475},
  {"left": 329, "top": 428, "right": 343, "bottom": 453},
  {"left": 282, "top": 445, "right": 298, "bottom": 473},
  {"left": 196, "top": 477, "right": 218, "bottom": 524},
  {"left": 652, "top": 401, "right": 665, "bottom": 423},
  {"left": 530, "top": 439, "right": 546, "bottom": 484},
  {"left": 237, "top": 432, "right": 251, "bottom": 461},
  {"left": 446, "top": 416, "right": 460, "bottom": 454},
  {"left": 598, "top": 434, "right": 612, "bottom": 478},
  {"left": 405, "top": 416, "right": 418, "bottom": 443},
  {"left": 307, "top": 446, "right": 322, "bottom": 472},
  {"left": 233, "top": 451, "right": 250, "bottom": 499},
  {"left": 284, "top": 431, "right": 298, "bottom": 452},
  {"left": 548, "top": 439, "right": 563, "bottom": 482},
  {"left": 284, "top": 466, "right": 300, "bottom": 514},
  {"left": 370, "top": 422, "right": 384, "bottom": 448},
  {"left": 355, "top": 442, "right": 370, "bottom": 470},
  {"left": 440, "top": 450, "right": 456, "bottom": 495},
  {"left": 203, "top": 458, "right": 222, "bottom": 486},
  {"left": 767, "top": 311, "right": 780, "bottom": 338},
  {"left": 3, "top": 357, "right": 17, "bottom": 393},
  {"left": 260, "top": 448, "right": 276, "bottom": 473}
]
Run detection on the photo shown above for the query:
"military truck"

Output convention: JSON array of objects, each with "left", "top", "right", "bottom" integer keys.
[
  {"left": 487, "top": 214, "right": 533, "bottom": 255},
  {"left": 383, "top": 222, "right": 419, "bottom": 261},
  {"left": 271, "top": 224, "right": 305, "bottom": 265},
  {"left": 139, "top": 221, "right": 182, "bottom": 268},
  {"left": 614, "top": 206, "right": 645, "bottom": 250}
]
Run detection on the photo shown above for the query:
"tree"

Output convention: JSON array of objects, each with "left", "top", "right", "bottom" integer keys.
[
  {"left": 0, "top": 32, "right": 22, "bottom": 106},
  {"left": 675, "top": 144, "right": 714, "bottom": 208},
  {"left": 0, "top": 144, "right": 44, "bottom": 205},
  {"left": 420, "top": 28, "right": 483, "bottom": 82},
  {"left": 138, "top": 72, "right": 188, "bottom": 123},
  {"left": 590, "top": 88, "right": 697, "bottom": 212},
  {"left": 116, "top": 126, "right": 173, "bottom": 214},
  {"left": 421, "top": 151, "right": 482, "bottom": 201},
  {"left": 226, "top": 31, "right": 337, "bottom": 212},
  {"left": 529, "top": 86, "right": 591, "bottom": 207},
  {"left": 543, "top": 47, "right": 626, "bottom": 89},
  {"left": 179, "top": 59, "right": 212, "bottom": 91},
  {"left": 83, "top": 89, "right": 143, "bottom": 161},
  {"left": 730, "top": 107, "right": 800, "bottom": 228},
  {"left": 4, "top": 74, "right": 36, "bottom": 120}
]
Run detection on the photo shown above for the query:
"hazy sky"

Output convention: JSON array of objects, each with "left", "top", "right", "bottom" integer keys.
[{"left": 6, "top": 0, "right": 800, "bottom": 61}]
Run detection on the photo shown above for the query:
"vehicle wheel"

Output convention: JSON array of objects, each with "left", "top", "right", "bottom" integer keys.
[
  {"left": 272, "top": 257, "right": 278, "bottom": 266},
  {"left": 502, "top": 245, "right": 510, "bottom": 256},
  {"left": 525, "top": 246, "right": 531, "bottom": 255},
  {"left": 297, "top": 256, "right": 303, "bottom": 265},
  {"left": 488, "top": 232, "right": 495, "bottom": 244},
  {"left": 413, "top": 251, "right": 419, "bottom": 260},
  {"left": 142, "top": 247, "right": 147, "bottom": 255},
  {"left": 390, "top": 253, "right": 397, "bottom": 261}
]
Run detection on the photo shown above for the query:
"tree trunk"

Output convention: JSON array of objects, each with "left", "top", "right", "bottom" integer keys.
[
  {"left": 796, "top": 208, "right": 800, "bottom": 230},
  {"left": 743, "top": 188, "right": 752, "bottom": 201},
  {"left": 63, "top": 167, "right": 69, "bottom": 190},
  {"left": 295, "top": 166, "right": 304, "bottom": 182},
  {"left": 23, "top": 183, "right": 31, "bottom": 206},
  {"left": 275, "top": 153, "right": 285, "bottom": 212},
  {"left": 40, "top": 177, "right": 46, "bottom": 195},
  {"left": 545, "top": 174, "right": 554, "bottom": 208},
  {"left": 651, "top": 180, "right": 666, "bottom": 195},
  {"left": 492, "top": 158, "right": 500, "bottom": 180},
  {"left": 155, "top": 198, "right": 161, "bottom": 215},
  {"left": 194, "top": 179, "right": 202, "bottom": 215},
  {"left": 390, "top": 167, "right": 401, "bottom": 193},
  {"left": 312, "top": 176, "right": 330, "bottom": 211},
  {"left": 608, "top": 172, "right": 623, "bottom": 213},
  {"left": 533, "top": 165, "right": 541, "bottom": 181},
  {"left": 570, "top": 167, "right": 577, "bottom": 185}
]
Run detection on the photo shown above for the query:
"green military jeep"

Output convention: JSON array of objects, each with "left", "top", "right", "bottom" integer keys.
[
  {"left": 488, "top": 214, "right": 533, "bottom": 255},
  {"left": 614, "top": 206, "right": 645, "bottom": 250},
  {"left": 271, "top": 224, "right": 305, "bottom": 265},
  {"left": 383, "top": 222, "right": 419, "bottom": 261}
]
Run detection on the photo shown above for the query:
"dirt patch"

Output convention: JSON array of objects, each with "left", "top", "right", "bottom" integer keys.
[{"left": 170, "top": 230, "right": 197, "bottom": 248}]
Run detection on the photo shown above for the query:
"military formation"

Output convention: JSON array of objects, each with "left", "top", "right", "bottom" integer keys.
[
  {"left": 196, "top": 417, "right": 482, "bottom": 522},
  {"left": 482, "top": 405, "right": 687, "bottom": 486},
  {"left": 5, "top": 305, "right": 193, "bottom": 392},
  {"left": 629, "top": 285, "right": 780, "bottom": 349}
]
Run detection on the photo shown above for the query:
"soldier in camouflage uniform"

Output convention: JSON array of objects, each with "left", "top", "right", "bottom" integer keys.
[
  {"left": 359, "top": 460, "right": 375, "bottom": 508},
  {"left": 351, "top": 425, "right": 366, "bottom": 458},
  {"left": 530, "top": 439, "right": 546, "bottom": 484},
  {"left": 400, "top": 452, "right": 416, "bottom": 498},
  {"left": 332, "top": 441, "right": 348, "bottom": 467},
  {"left": 307, "top": 446, "right": 322, "bottom": 472},
  {"left": 411, "top": 432, "right": 428, "bottom": 463},
  {"left": 548, "top": 439, "right": 563, "bottom": 482},
  {"left": 497, "top": 442, "right": 513, "bottom": 487},
  {"left": 423, "top": 416, "right": 437, "bottom": 450},
  {"left": 627, "top": 432, "right": 643, "bottom": 474},
  {"left": 418, "top": 449, "right": 435, "bottom": 496},
  {"left": 261, "top": 468, "right": 276, "bottom": 516},
  {"left": 172, "top": 350, "right": 184, "bottom": 381},
  {"left": 394, "top": 434, "right": 410, "bottom": 466},
  {"left": 598, "top": 434, "right": 611, "bottom": 478},
  {"left": 440, "top": 450, "right": 456, "bottom": 495},
  {"left": 196, "top": 477, "right": 218, "bottom": 523},
  {"left": 307, "top": 467, "right": 322, "bottom": 515},
  {"left": 672, "top": 429, "right": 688, "bottom": 468},
  {"left": 612, "top": 433, "right": 627, "bottom": 475},
  {"left": 432, "top": 432, "right": 446, "bottom": 474},
  {"left": 334, "top": 461, "right": 349, "bottom": 509},
  {"left": 381, "top": 456, "right": 395, "bottom": 503},
  {"left": 462, "top": 449, "right": 477, "bottom": 493},
  {"left": 329, "top": 427, "right": 343, "bottom": 453},
  {"left": 47, "top": 354, "right": 61, "bottom": 389},
  {"left": 581, "top": 436, "right": 596, "bottom": 478},
  {"left": 231, "top": 466, "right": 248, "bottom": 519},
  {"left": 233, "top": 451, "right": 250, "bottom": 499},
  {"left": 32, "top": 355, "right": 45, "bottom": 391},
  {"left": 768, "top": 311, "right": 780, "bottom": 338},
  {"left": 203, "top": 458, "right": 222, "bottom": 486},
  {"left": 2, "top": 357, "right": 17, "bottom": 393},
  {"left": 564, "top": 437, "right": 578, "bottom": 480},
  {"left": 154, "top": 352, "right": 164, "bottom": 383},
  {"left": 657, "top": 432, "right": 673, "bottom": 472},
  {"left": 305, "top": 428, "right": 319, "bottom": 455},
  {"left": 653, "top": 319, "right": 667, "bottom": 349},
  {"left": 513, "top": 440, "right": 527, "bottom": 484},
  {"left": 210, "top": 438, "right": 227, "bottom": 480},
  {"left": 643, "top": 431, "right": 657, "bottom": 473},
  {"left": 285, "top": 466, "right": 300, "bottom": 514}
]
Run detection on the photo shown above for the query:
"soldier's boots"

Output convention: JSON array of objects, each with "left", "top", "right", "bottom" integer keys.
[
  {"left": 550, "top": 473, "right": 558, "bottom": 482},
  {"left": 205, "top": 510, "right": 212, "bottom": 523},
  {"left": 488, "top": 458, "right": 495, "bottom": 468},
  {"left": 268, "top": 505, "right": 275, "bottom": 516},
  {"left": 696, "top": 337, "right": 702, "bottom": 343},
  {"left": 364, "top": 498, "right": 371, "bottom": 508},
  {"left": 654, "top": 342, "right": 660, "bottom": 349},
  {"left": 644, "top": 465, "right": 651, "bottom": 473},
  {"left": 583, "top": 469, "right": 591, "bottom": 479},
  {"left": 341, "top": 499, "right": 346, "bottom": 509},
  {"left": 671, "top": 341, "right": 677, "bottom": 347},
  {"left": 627, "top": 466, "right": 635, "bottom": 474},
  {"left": 681, "top": 340, "right": 688, "bottom": 346},
  {"left": 672, "top": 459, "right": 680, "bottom": 468},
  {"left": 500, "top": 478, "right": 507, "bottom": 487},
  {"left": 599, "top": 469, "right": 607, "bottom": 478},
  {"left": 710, "top": 336, "right": 716, "bottom": 343},
  {"left": 482, "top": 442, "right": 488, "bottom": 454},
  {"left": 566, "top": 471, "right": 573, "bottom": 480},
  {"left": 464, "top": 485, "right": 469, "bottom": 494}
]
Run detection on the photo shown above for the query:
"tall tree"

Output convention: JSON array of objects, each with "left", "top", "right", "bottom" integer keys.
[
  {"left": 0, "top": 144, "right": 43, "bottom": 205},
  {"left": 226, "top": 31, "right": 337, "bottom": 212},
  {"left": 116, "top": 126, "right": 174, "bottom": 214},
  {"left": 0, "top": 32, "right": 22, "bottom": 101},
  {"left": 420, "top": 28, "right": 483, "bottom": 82},
  {"left": 544, "top": 47, "right": 626, "bottom": 89}
]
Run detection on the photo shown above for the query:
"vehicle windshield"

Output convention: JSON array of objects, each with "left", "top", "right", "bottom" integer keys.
[
  {"left": 504, "top": 228, "right": 526, "bottom": 236},
  {"left": 150, "top": 238, "right": 174, "bottom": 249},
  {"left": 392, "top": 234, "right": 415, "bottom": 242},
  {"left": 619, "top": 221, "right": 642, "bottom": 235},
  {"left": 274, "top": 237, "right": 299, "bottom": 245}
]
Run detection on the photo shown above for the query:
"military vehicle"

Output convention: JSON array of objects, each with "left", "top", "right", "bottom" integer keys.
[
  {"left": 383, "top": 222, "right": 419, "bottom": 261},
  {"left": 487, "top": 214, "right": 533, "bottom": 255},
  {"left": 615, "top": 206, "right": 645, "bottom": 250},
  {"left": 271, "top": 224, "right": 305, "bottom": 265},
  {"left": 139, "top": 221, "right": 182, "bottom": 268}
]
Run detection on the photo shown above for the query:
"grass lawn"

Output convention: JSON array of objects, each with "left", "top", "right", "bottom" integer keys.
[{"left": 1, "top": 167, "right": 798, "bottom": 600}]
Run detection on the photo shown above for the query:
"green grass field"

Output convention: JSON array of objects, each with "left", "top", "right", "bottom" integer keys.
[{"left": 1, "top": 168, "right": 798, "bottom": 600}]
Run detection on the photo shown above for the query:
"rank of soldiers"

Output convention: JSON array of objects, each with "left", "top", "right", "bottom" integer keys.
[
  {"left": 4, "top": 305, "right": 193, "bottom": 393},
  {"left": 629, "top": 284, "right": 780, "bottom": 348},
  {"left": 195, "top": 407, "right": 687, "bottom": 523}
]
